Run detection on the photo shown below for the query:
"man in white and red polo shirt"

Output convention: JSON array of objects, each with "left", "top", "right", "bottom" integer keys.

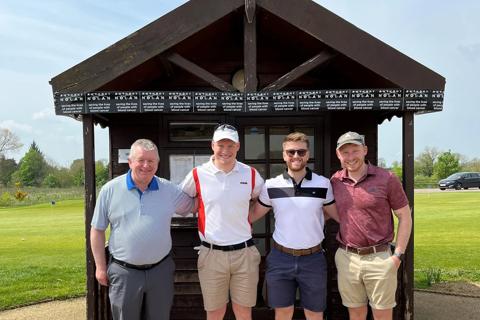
[
  {"left": 331, "top": 131, "right": 412, "bottom": 320},
  {"left": 180, "top": 124, "right": 264, "bottom": 320}
]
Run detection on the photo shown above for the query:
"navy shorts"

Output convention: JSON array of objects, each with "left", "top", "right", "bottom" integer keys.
[{"left": 265, "top": 247, "right": 327, "bottom": 312}]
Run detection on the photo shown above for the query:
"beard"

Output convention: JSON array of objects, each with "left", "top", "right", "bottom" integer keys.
[{"left": 287, "top": 161, "right": 307, "bottom": 172}]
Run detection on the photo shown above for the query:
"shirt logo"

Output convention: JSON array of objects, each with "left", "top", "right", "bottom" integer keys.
[{"left": 240, "top": 181, "right": 248, "bottom": 184}]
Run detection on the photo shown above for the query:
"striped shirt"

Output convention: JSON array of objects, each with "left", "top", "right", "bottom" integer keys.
[{"left": 259, "top": 168, "right": 335, "bottom": 249}]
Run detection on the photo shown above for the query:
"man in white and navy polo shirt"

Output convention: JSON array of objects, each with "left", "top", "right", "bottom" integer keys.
[
  {"left": 250, "top": 132, "right": 339, "bottom": 320},
  {"left": 180, "top": 124, "right": 264, "bottom": 320}
]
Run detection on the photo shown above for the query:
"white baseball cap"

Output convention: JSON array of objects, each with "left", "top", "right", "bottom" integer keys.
[{"left": 213, "top": 124, "right": 239, "bottom": 143}]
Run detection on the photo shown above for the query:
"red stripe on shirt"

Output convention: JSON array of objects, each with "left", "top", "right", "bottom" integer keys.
[{"left": 192, "top": 168, "right": 206, "bottom": 237}]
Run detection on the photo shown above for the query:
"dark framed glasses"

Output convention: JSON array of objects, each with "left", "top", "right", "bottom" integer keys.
[
  {"left": 285, "top": 149, "right": 308, "bottom": 157},
  {"left": 215, "top": 123, "right": 237, "bottom": 131}
]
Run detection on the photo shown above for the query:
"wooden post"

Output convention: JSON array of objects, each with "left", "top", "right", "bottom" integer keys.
[
  {"left": 402, "top": 112, "right": 414, "bottom": 320},
  {"left": 244, "top": 0, "right": 257, "bottom": 92},
  {"left": 83, "top": 115, "right": 98, "bottom": 320}
]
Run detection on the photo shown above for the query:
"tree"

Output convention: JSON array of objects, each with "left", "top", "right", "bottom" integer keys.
[
  {"left": 461, "top": 157, "right": 480, "bottom": 172},
  {"left": 377, "top": 157, "right": 387, "bottom": 168},
  {"left": 0, "top": 128, "right": 23, "bottom": 155},
  {"left": 414, "top": 146, "right": 439, "bottom": 177},
  {"left": 70, "top": 159, "right": 85, "bottom": 186},
  {"left": 390, "top": 161, "right": 403, "bottom": 179},
  {"left": 42, "top": 167, "right": 74, "bottom": 188},
  {"left": 95, "top": 160, "right": 109, "bottom": 187},
  {"left": 0, "top": 155, "right": 18, "bottom": 186},
  {"left": 433, "top": 151, "right": 460, "bottom": 179},
  {"left": 14, "top": 141, "right": 48, "bottom": 186}
]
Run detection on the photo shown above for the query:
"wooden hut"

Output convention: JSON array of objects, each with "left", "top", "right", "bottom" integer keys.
[{"left": 50, "top": 0, "right": 445, "bottom": 319}]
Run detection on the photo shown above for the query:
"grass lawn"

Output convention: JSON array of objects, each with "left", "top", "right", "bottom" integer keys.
[
  {"left": 414, "top": 191, "right": 480, "bottom": 287},
  {"left": 0, "top": 191, "right": 479, "bottom": 309},
  {"left": 0, "top": 200, "right": 85, "bottom": 310}
]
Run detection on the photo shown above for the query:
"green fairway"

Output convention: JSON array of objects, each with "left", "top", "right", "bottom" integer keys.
[
  {"left": 0, "top": 191, "right": 479, "bottom": 309},
  {"left": 414, "top": 191, "right": 480, "bottom": 287},
  {"left": 0, "top": 200, "right": 85, "bottom": 310}
]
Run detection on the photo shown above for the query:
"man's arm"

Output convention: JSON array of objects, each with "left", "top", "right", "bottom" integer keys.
[
  {"left": 90, "top": 227, "right": 108, "bottom": 286},
  {"left": 323, "top": 202, "right": 339, "bottom": 223},
  {"left": 249, "top": 201, "right": 271, "bottom": 223},
  {"left": 392, "top": 204, "right": 412, "bottom": 266}
]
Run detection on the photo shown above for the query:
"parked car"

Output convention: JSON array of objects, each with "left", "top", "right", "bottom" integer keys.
[{"left": 438, "top": 172, "right": 480, "bottom": 190}]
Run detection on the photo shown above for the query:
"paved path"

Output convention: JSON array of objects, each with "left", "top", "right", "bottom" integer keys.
[
  {"left": 414, "top": 291, "right": 480, "bottom": 320},
  {"left": 1, "top": 292, "right": 479, "bottom": 319}
]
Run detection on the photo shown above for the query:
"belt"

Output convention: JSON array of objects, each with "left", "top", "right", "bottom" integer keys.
[
  {"left": 201, "top": 239, "right": 255, "bottom": 251},
  {"left": 111, "top": 253, "right": 170, "bottom": 270},
  {"left": 273, "top": 241, "right": 322, "bottom": 256},
  {"left": 339, "top": 243, "right": 390, "bottom": 256}
]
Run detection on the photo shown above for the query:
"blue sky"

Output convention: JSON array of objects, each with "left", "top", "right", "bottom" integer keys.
[{"left": 0, "top": 0, "right": 479, "bottom": 167}]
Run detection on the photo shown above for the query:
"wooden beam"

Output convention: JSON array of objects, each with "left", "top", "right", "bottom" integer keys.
[
  {"left": 83, "top": 115, "right": 98, "bottom": 319},
  {"left": 50, "top": 0, "right": 244, "bottom": 93},
  {"left": 244, "top": 0, "right": 257, "bottom": 92},
  {"left": 262, "top": 50, "right": 335, "bottom": 92},
  {"left": 166, "top": 52, "right": 237, "bottom": 92},
  {"left": 245, "top": 0, "right": 256, "bottom": 23},
  {"left": 257, "top": 0, "right": 445, "bottom": 90},
  {"left": 402, "top": 112, "right": 414, "bottom": 320}
]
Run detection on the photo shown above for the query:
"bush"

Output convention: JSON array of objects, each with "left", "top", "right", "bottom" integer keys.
[
  {"left": 414, "top": 175, "right": 439, "bottom": 189},
  {"left": 43, "top": 173, "right": 61, "bottom": 188},
  {"left": 425, "top": 268, "right": 443, "bottom": 286},
  {"left": 0, "top": 191, "right": 14, "bottom": 206}
]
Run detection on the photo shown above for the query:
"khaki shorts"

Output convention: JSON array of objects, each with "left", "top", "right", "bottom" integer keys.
[
  {"left": 197, "top": 245, "right": 261, "bottom": 311},
  {"left": 335, "top": 247, "right": 398, "bottom": 310}
]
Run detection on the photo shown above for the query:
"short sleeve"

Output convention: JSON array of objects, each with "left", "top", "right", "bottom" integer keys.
[
  {"left": 387, "top": 173, "right": 409, "bottom": 210},
  {"left": 179, "top": 170, "right": 197, "bottom": 197},
  {"left": 252, "top": 168, "right": 265, "bottom": 198},
  {"left": 325, "top": 180, "right": 335, "bottom": 205},
  {"left": 91, "top": 186, "right": 111, "bottom": 230},
  {"left": 258, "top": 182, "right": 272, "bottom": 207},
  {"left": 171, "top": 182, "right": 195, "bottom": 214}
]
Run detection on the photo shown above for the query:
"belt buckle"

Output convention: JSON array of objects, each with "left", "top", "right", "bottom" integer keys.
[
  {"left": 291, "top": 249, "right": 302, "bottom": 256},
  {"left": 227, "top": 245, "right": 235, "bottom": 251}
]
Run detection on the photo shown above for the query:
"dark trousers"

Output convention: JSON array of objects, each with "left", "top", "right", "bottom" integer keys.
[{"left": 107, "top": 256, "right": 175, "bottom": 320}]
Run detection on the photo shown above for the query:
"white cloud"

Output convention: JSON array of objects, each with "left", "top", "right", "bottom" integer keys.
[
  {"left": 32, "top": 108, "right": 55, "bottom": 120},
  {"left": 458, "top": 43, "right": 480, "bottom": 63},
  {"left": 0, "top": 120, "right": 33, "bottom": 133}
]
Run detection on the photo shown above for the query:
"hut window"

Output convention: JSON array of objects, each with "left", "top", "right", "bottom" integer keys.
[
  {"left": 244, "top": 126, "right": 266, "bottom": 159},
  {"left": 169, "top": 122, "right": 217, "bottom": 141},
  {"left": 269, "top": 126, "right": 290, "bottom": 159}
]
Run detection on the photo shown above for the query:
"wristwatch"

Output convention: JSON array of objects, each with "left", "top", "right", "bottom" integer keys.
[{"left": 393, "top": 252, "right": 405, "bottom": 262}]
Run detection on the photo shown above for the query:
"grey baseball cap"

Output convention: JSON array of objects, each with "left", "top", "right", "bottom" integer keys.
[{"left": 336, "top": 131, "right": 365, "bottom": 150}]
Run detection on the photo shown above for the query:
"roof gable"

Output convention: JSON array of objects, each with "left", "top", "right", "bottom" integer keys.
[{"left": 50, "top": 0, "right": 445, "bottom": 94}]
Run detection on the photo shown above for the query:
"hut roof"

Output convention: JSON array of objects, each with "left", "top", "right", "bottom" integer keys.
[{"left": 50, "top": 0, "right": 444, "bottom": 96}]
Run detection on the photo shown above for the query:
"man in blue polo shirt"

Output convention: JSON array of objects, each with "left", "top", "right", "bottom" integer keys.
[
  {"left": 249, "top": 132, "right": 339, "bottom": 320},
  {"left": 90, "top": 139, "right": 195, "bottom": 320}
]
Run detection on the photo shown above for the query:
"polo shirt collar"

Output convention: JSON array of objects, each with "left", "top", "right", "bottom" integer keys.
[
  {"left": 339, "top": 161, "right": 375, "bottom": 182},
  {"left": 282, "top": 167, "right": 313, "bottom": 181},
  {"left": 208, "top": 155, "right": 240, "bottom": 173},
  {"left": 126, "top": 170, "right": 159, "bottom": 191}
]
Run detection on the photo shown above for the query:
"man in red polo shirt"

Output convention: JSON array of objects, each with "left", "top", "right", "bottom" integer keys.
[{"left": 331, "top": 131, "right": 412, "bottom": 320}]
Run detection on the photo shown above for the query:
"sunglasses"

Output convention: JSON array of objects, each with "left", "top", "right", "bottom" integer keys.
[
  {"left": 285, "top": 149, "right": 308, "bottom": 157},
  {"left": 215, "top": 123, "right": 237, "bottom": 131}
]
